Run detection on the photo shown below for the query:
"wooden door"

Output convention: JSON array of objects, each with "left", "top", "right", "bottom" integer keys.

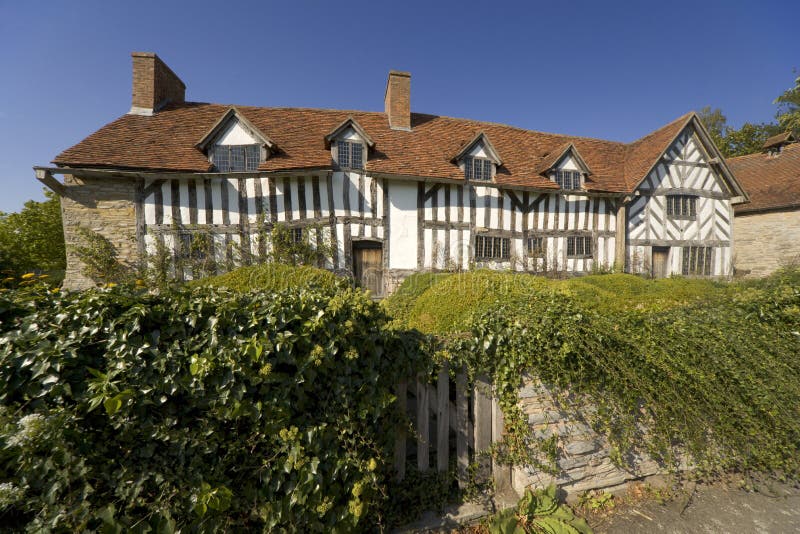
[
  {"left": 353, "top": 242, "right": 384, "bottom": 297},
  {"left": 652, "top": 247, "right": 669, "bottom": 279}
]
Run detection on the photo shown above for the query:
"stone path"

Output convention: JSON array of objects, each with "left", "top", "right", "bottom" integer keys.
[{"left": 594, "top": 481, "right": 800, "bottom": 534}]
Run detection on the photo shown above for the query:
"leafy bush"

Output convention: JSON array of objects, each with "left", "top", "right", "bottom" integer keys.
[
  {"left": 0, "top": 285, "right": 426, "bottom": 532},
  {"left": 382, "top": 272, "right": 451, "bottom": 328},
  {"left": 450, "top": 271, "right": 800, "bottom": 477},
  {"left": 190, "top": 262, "right": 343, "bottom": 295}
]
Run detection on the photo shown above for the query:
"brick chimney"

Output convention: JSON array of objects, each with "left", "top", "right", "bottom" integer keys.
[
  {"left": 384, "top": 70, "right": 411, "bottom": 131},
  {"left": 129, "top": 52, "right": 186, "bottom": 115}
]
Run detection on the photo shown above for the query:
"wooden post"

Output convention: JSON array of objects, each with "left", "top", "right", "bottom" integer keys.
[
  {"left": 474, "top": 374, "right": 493, "bottom": 481},
  {"left": 456, "top": 367, "right": 469, "bottom": 488},
  {"left": 436, "top": 364, "right": 449, "bottom": 472},
  {"left": 417, "top": 375, "right": 429, "bottom": 471},
  {"left": 492, "top": 393, "right": 512, "bottom": 493},
  {"left": 394, "top": 380, "right": 407, "bottom": 481}
]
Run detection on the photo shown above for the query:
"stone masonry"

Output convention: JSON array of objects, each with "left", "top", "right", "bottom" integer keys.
[
  {"left": 60, "top": 175, "right": 140, "bottom": 290},
  {"left": 512, "top": 375, "right": 663, "bottom": 497},
  {"left": 733, "top": 209, "right": 800, "bottom": 277}
]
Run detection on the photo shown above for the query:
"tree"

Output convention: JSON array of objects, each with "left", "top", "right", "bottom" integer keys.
[
  {"left": 0, "top": 191, "right": 66, "bottom": 279},
  {"left": 698, "top": 106, "right": 781, "bottom": 158},
  {"left": 775, "top": 73, "right": 800, "bottom": 133}
]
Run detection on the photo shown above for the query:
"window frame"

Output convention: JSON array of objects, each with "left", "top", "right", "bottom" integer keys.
[
  {"left": 475, "top": 235, "right": 510, "bottom": 260},
  {"left": 554, "top": 170, "right": 582, "bottom": 191},
  {"left": 666, "top": 194, "right": 698, "bottom": 220},
  {"left": 212, "top": 144, "right": 262, "bottom": 172},
  {"left": 290, "top": 227, "right": 304, "bottom": 244},
  {"left": 336, "top": 140, "right": 365, "bottom": 170},
  {"left": 566, "top": 236, "right": 593, "bottom": 258},
  {"left": 526, "top": 236, "right": 545, "bottom": 257},
  {"left": 177, "top": 232, "right": 208, "bottom": 261},
  {"left": 682, "top": 246, "right": 713, "bottom": 276},
  {"left": 464, "top": 157, "right": 494, "bottom": 182}
]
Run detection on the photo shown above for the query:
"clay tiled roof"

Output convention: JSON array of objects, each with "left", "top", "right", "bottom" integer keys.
[
  {"left": 762, "top": 131, "right": 797, "bottom": 150},
  {"left": 729, "top": 143, "right": 800, "bottom": 214},
  {"left": 53, "top": 102, "right": 700, "bottom": 194}
]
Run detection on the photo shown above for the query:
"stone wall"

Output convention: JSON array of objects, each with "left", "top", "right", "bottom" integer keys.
[
  {"left": 60, "top": 175, "right": 140, "bottom": 290},
  {"left": 734, "top": 209, "right": 800, "bottom": 277},
  {"left": 512, "top": 375, "right": 662, "bottom": 497}
]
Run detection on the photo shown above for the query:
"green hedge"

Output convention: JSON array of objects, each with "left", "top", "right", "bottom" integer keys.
[
  {"left": 0, "top": 285, "right": 426, "bottom": 532},
  {"left": 189, "top": 263, "right": 343, "bottom": 294}
]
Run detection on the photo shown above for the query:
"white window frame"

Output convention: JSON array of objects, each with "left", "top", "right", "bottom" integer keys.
[
  {"left": 211, "top": 144, "right": 263, "bottom": 172},
  {"left": 554, "top": 170, "right": 582, "bottom": 191}
]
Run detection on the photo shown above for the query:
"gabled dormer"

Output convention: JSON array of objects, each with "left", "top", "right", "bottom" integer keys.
[
  {"left": 325, "top": 117, "right": 375, "bottom": 170},
  {"left": 452, "top": 132, "right": 502, "bottom": 182},
  {"left": 537, "top": 143, "right": 591, "bottom": 191},
  {"left": 196, "top": 107, "right": 276, "bottom": 172}
]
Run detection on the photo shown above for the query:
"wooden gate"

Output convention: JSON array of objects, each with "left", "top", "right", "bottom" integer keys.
[
  {"left": 652, "top": 247, "right": 669, "bottom": 279},
  {"left": 394, "top": 364, "right": 511, "bottom": 491},
  {"left": 352, "top": 241, "right": 383, "bottom": 297}
]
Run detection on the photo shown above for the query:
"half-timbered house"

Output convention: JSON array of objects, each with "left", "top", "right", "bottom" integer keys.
[{"left": 37, "top": 53, "right": 748, "bottom": 293}]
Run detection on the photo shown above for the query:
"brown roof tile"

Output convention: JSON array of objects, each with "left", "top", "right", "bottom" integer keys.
[
  {"left": 53, "top": 102, "right": 697, "bottom": 194},
  {"left": 729, "top": 143, "right": 800, "bottom": 214}
]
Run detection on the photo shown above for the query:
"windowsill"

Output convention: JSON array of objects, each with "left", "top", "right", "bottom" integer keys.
[
  {"left": 475, "top": 257, "right": 510, "bottom": 261},
  {"left": 567, "top": 255, "right": 594, "bottom": 259},
  {"left": 669, "top": 215, "right": 697, "bottom": 220}
]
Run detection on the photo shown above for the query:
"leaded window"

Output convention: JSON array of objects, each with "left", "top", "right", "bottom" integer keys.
[
  {"left": 475, "top": 235, "right": 510, "bottom": 260},
  {"left": 337, "top": 140, "right": 364, "bottom": 169},
  {"left": 567, "top": 236, "right": 592, "bottom": 258},
  {"left": 213, "top": 144, "right": 261, "bottom": 172},
  {"left": 527, "top": 236, "right": 545, "bottom": 256},
  {"left": 178, "top": 233, "right": 207, "bottom": 260},
  {"left": 555, "top": 170, "right": 582, "bottom": 190},
  {"left": 291, "top": 227, "right": 304, "bottom": 244},
  {"left": 666, "top": 195, "right": 697, "bottom": 219},
  {"left": 682, "top": 246, "right": 712, "bottom": 276},
  {"left": 464, "top": 157, "right": 493, "bottom": 181}
]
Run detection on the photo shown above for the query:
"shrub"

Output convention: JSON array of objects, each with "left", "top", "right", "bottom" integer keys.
[
  {"left": 0, "top": 285, "right": 427, "bottom": 531},
  {"left": 190, "top": 262, "right": 343, "bottom": 295}
]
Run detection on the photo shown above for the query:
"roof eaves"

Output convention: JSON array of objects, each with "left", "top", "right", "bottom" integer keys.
[
  {"left": 324, "top": 116, "right": 376, "bottom": 149},
  {"left": 195, "top": 106, "right": 277, "bottom": 152}
]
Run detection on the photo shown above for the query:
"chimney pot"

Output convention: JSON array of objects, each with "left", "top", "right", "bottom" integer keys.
[
  {"left": 130, "top": 52, "right": 186, "bottom": 115},
  {"left": 384, "top": 70, "right": 411, "bottom": 131}
]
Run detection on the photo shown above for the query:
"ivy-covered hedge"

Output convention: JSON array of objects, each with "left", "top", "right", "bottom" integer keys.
[
  {"left": 0, "top": 285, "right": 426, "bottom": 532},
  {"left": 446, "top": 270, "right": 800, "bottom": 477}
]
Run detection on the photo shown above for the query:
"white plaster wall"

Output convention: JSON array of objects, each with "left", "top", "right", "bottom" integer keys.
[
  {"left": 216, "top": 120, "right": 258, "bottom": 145},
  {"left": 388, "top": 181, "right": 418, "bottom": 269}
]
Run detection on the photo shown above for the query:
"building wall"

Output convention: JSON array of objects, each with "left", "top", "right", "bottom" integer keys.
[
  {"left": 60, "top": 175, "right": 139, "bottom": 290},
  {"left": 733, "top": 209, "right": 800, "bottom": 277},
  {"left": 627, "top": 125, "right": 734, "bottom": 277}
]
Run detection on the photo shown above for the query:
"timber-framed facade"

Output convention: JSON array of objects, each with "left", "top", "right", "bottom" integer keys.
[{"left": 38, "top": 52, "right": 749, "bottom": 293}]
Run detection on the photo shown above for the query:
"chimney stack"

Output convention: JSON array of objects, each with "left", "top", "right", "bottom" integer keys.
[
  {"left": 384, "top": 70, "right": 411, "bottom": 131},
  {"left": 130, "top": 52, "right": 186, "bottom": 116}
]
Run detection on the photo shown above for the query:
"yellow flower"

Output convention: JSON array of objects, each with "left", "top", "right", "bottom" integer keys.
[
  {"left": 105, "top": 282, "right": 118, "bottom": 288},
  {"left": 37, "top": 274, "right": 49, "bottom": 279},
  {"left": 21, "top": 273, "right": 35, "bottom": 279}
]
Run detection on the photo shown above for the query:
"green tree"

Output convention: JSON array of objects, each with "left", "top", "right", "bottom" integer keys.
[
  {"left": 775, "top": 73, "right": 800, "bottom": 133},
  {"left": 698, "top": 106, "right": 781, "bottom": 158},
  {"left": 0, "top": 191, "right": 66, "bottom": 278}
]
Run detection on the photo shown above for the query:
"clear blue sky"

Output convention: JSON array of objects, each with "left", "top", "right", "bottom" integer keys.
[{"left": 0, "top": 0, "right": 797, "bottom": 212}]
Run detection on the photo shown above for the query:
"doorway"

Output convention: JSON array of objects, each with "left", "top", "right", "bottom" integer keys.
[
  {"left": 352, "top": 241, "right": 384, "bottom": 297},
  {"left": 651, "top": 246, "right": 670, "bottom": 279}
]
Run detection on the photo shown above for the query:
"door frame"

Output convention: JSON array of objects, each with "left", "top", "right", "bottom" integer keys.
[
  {"left": 351, "top": 238, "right": 384, "bottom": 296},
  {"left": 651, "top": 246, "right": 670, "bottom": 279}
]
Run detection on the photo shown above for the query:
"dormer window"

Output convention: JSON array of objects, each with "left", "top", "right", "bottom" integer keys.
[
  {"left": 464, "top": 157, "right": 493, "bottom": 181},
  {"left": 212, "top": 144, "right": 261, "bottom": 172},
  {"left": 555, "top": 170, "right": 582, "bottom": 190},
  {"left": 337, "top": 140, "right": 364, "bottom": 170}
]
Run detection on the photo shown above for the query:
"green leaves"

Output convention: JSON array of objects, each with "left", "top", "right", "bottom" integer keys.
[{"left": 0, "top": 283, "right": 427, "bottom": 531}]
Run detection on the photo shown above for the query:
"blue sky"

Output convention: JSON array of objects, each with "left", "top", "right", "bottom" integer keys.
[{"left": 0, "top": 0, "right": 797, "bottom": 213}]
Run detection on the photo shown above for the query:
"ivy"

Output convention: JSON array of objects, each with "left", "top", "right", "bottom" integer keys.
[
  {"left": 449, "top": 270, "right": 800, "bottom": 478},
  {"left": 0, "top": 284, "right": 429, "bottom": 531}
]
